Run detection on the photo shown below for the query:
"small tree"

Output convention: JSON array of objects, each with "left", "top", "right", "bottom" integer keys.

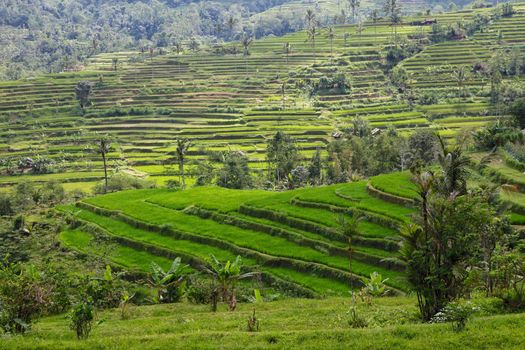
[
  {"left": 510, "top": 97, "right": 525, "bottom": 129},
  {"left": 452, "top": 66, "right": 469, "bottom": 99},
  {"left": 267, "top": 131, "right": 299, "bottom": 183},
  {"left": 112, "top": 58, "right": 119, "bottom": 71},
  {"left": 69, "top": 300, "right": 95, "bottom": 340},
  {"left": 217, "top": 151, "right": 252, "bottom": 189},
  {"left": 75, "top": 81, "right": 93, "bottom": 112},
  {"left": 204, "top": 255, "right": 256, "bottom": 311},
  {"left": 308, "top": 148, "right": 323, "bottom": 184},
  {"left": 175, "top": 138, "right": 192, "bottom": 189}
]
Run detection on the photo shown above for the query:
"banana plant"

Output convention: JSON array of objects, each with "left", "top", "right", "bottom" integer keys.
[
  {"left": 150, "top": 257, "right": 190, "bottom": 303},
  {"left": 204, "top": 255, "right": 256, "bottom": 311}
]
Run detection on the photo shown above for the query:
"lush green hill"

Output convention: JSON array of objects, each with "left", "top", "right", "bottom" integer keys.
[
  {"left": 1, "top": 3, "right": 524, "bottom": 193},
  {"left": 2, "top": 296, "right": 525, "bottom": 349}
]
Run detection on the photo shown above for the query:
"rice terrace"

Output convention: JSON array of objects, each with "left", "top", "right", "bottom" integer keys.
[{"left": 1, "top": 0, "right": 525, "bottom": 349}]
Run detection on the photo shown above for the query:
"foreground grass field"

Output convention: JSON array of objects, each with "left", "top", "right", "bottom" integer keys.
[{"left": 3, "top": 297, "right": 525, "bottom": 349}]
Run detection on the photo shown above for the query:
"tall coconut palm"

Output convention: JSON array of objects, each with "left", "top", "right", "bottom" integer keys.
[
  {"left": 337, "top": 213, "right": 364, "bottom": 289},
  {"left": 436, "top": 135, "right": 470, "bottom": 196},
  {"left": 370, "top": 9, "right": 380, "bottom": 35},
  {"left": 326, "top": 27, "right": 336, "bottom": 63},
  {"left": 176, "top": 138, "right": 192, "bottom": 189},
  {"left": 307, "top": 25, "right": 318, "bottom": 64},
  {"left": 383, "top": 0, "right": 402, "bottom": 45},
  {"left": 305, "top": 8, "right": 316, "bottom": 28},
  {"left": 283, "top": 42, "right": 293, "bottom": 69},
  {"left": 240, "top": 33, "right": 254, "bottom": 76},
  {"left": 349, "top": 0, "right": 361, "bottom": 22},
  {"left": 97, "top": 135, "right": 111, "bottom": 193},
  {"left": 453, "top": 66, "right": 469, "bottom": 99},
  {"left": 226, "top": 16, "right": 238, "bottom": 38}
]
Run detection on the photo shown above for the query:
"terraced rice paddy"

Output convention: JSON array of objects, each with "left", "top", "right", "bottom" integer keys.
[
  {"left": 2, "top": 5, "right": 524, "bottom": 190},
  {"left": 60, "top": 180, "right": 419, "bottom": 295}
]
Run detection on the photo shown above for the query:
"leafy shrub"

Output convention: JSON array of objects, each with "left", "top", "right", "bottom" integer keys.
[
  {"left": 68, "top": 300, "right": 95, "bottom": 339},
  {"left": 93, "top": 174, "right": 155, "bottom": 194},
  {"left": 431, "top": 302, "right": 479, "bottom": 331},
  {"left": 473, "top": 120, "right": 523, "bottom": 150},
  {"left": 0, "top": 262, "right": 53, "bottom": 334},
  {"left": 186, "top": 277, "right": 213, "bottom": 305},
  {"left": 361, "top": 272, "right": 389, "bottom": 297},
  {"left": 84, "top": 266, "right": 125, "bottom": 309},
  {"left": 0, "top": 193, "right": 13, "bottom": 216},
  {"left": 165, "top": 179, "right": 181, "bottom": 189}
]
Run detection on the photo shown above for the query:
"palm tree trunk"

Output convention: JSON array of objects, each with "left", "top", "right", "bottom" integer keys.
[
  {"left": 102, "top": 152, "right": 108, "bottom": 193},
  {"left": 180, "top": 158, "right": 185, "bottom": 189}
]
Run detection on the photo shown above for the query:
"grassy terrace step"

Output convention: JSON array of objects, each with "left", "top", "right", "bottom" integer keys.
[
  {"left": 75, "top": 187, "right": 407, "bottom": 290},
  {"left": 369, "top": 172, "right": 419, "bottom": 202},
  {"left": 60, "top": 206, "right": 346, "bottom": 296},
  {"left": 182, "top": 205, "right": 402, "bottom": 270},
  {"left": 75, "top": 199, "right": 406, "bottom": 291}
]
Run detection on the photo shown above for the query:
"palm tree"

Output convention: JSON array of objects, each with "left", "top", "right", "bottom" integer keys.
[
  {"left": 176, "top": 138, "right": 192, "bottom": 189},
  {"left": 370, "top": 9, "right": 380, "bottom": 35},
  {"left": 150, "top": 257, "right": 190, "bottom": 303},
  {"left": 75, "top": 81, "right": 93, "bottom": 112},
  {"left": 226, "top": 16, "right": 238, "bottom": 38},
  {"left": 240, "top": 33, "right": 254, "bottom": 76},
  {"left": 97, "top": 135, "right": 111, "bottom": 193},
  {"left": 436, "top": 135, "right": 470, "bottom": 196},
  {"left": 343, "top": 32, "right": 350, "bottom": 46},
  {"left": 337, "top": 213, "right": 364, "bottom": 289},
  {"left": 204, "top": 255, "right": 257, "bottom": 311},
  {"left": 112, "top": 58, "right": 119, "bottom": 71},
  {"left": 283, "top": 42, "right": 293, "bottom": 69},
  {"left": 307, "top": 25, "right": 318, "bottom": 64},
  {"left": 356, "top": 21, "right": 365, "bottom": 40},
  {"left": 305, "top": 9, "right": 316, "bottom": 28},
  {"left": 173, "top": 42, "right": 183, "bottom": 55},
  {"left": 326, "top": 27, "right": 336, "bottom": 63},
  {"left": 453, "top": 66, "right": 469, "bottom": 99},
  {"left": 383, "top": 0, "right": 402, "bottom": 45},
  {"left": 349, "top": 0, "right": 361, "bottom": 22}
]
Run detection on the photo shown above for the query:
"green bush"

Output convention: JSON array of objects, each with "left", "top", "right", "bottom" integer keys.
[
  {"left": 186, "top": 277, "right": 213, "bottom": 305},
  {"left": 93, "top": 174, "right": 155, "bottom": 194},
  {"left": 68, "top": 300, "right": 95, "bottom": 340},
  {"left": 431, "top": 301, "right": 479, "bottom": 332},
  {"left": 0, "top": 262, "right": 52, "bottom": 334}
]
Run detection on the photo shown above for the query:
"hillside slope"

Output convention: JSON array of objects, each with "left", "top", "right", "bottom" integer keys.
[{"left": 1, "top": 4, "right": 524, "bottom": 193}]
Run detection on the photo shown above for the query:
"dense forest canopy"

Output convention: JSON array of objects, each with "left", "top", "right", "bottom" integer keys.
[{"left": 0, "top": 0, "right": 499, "bottom": 79}]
